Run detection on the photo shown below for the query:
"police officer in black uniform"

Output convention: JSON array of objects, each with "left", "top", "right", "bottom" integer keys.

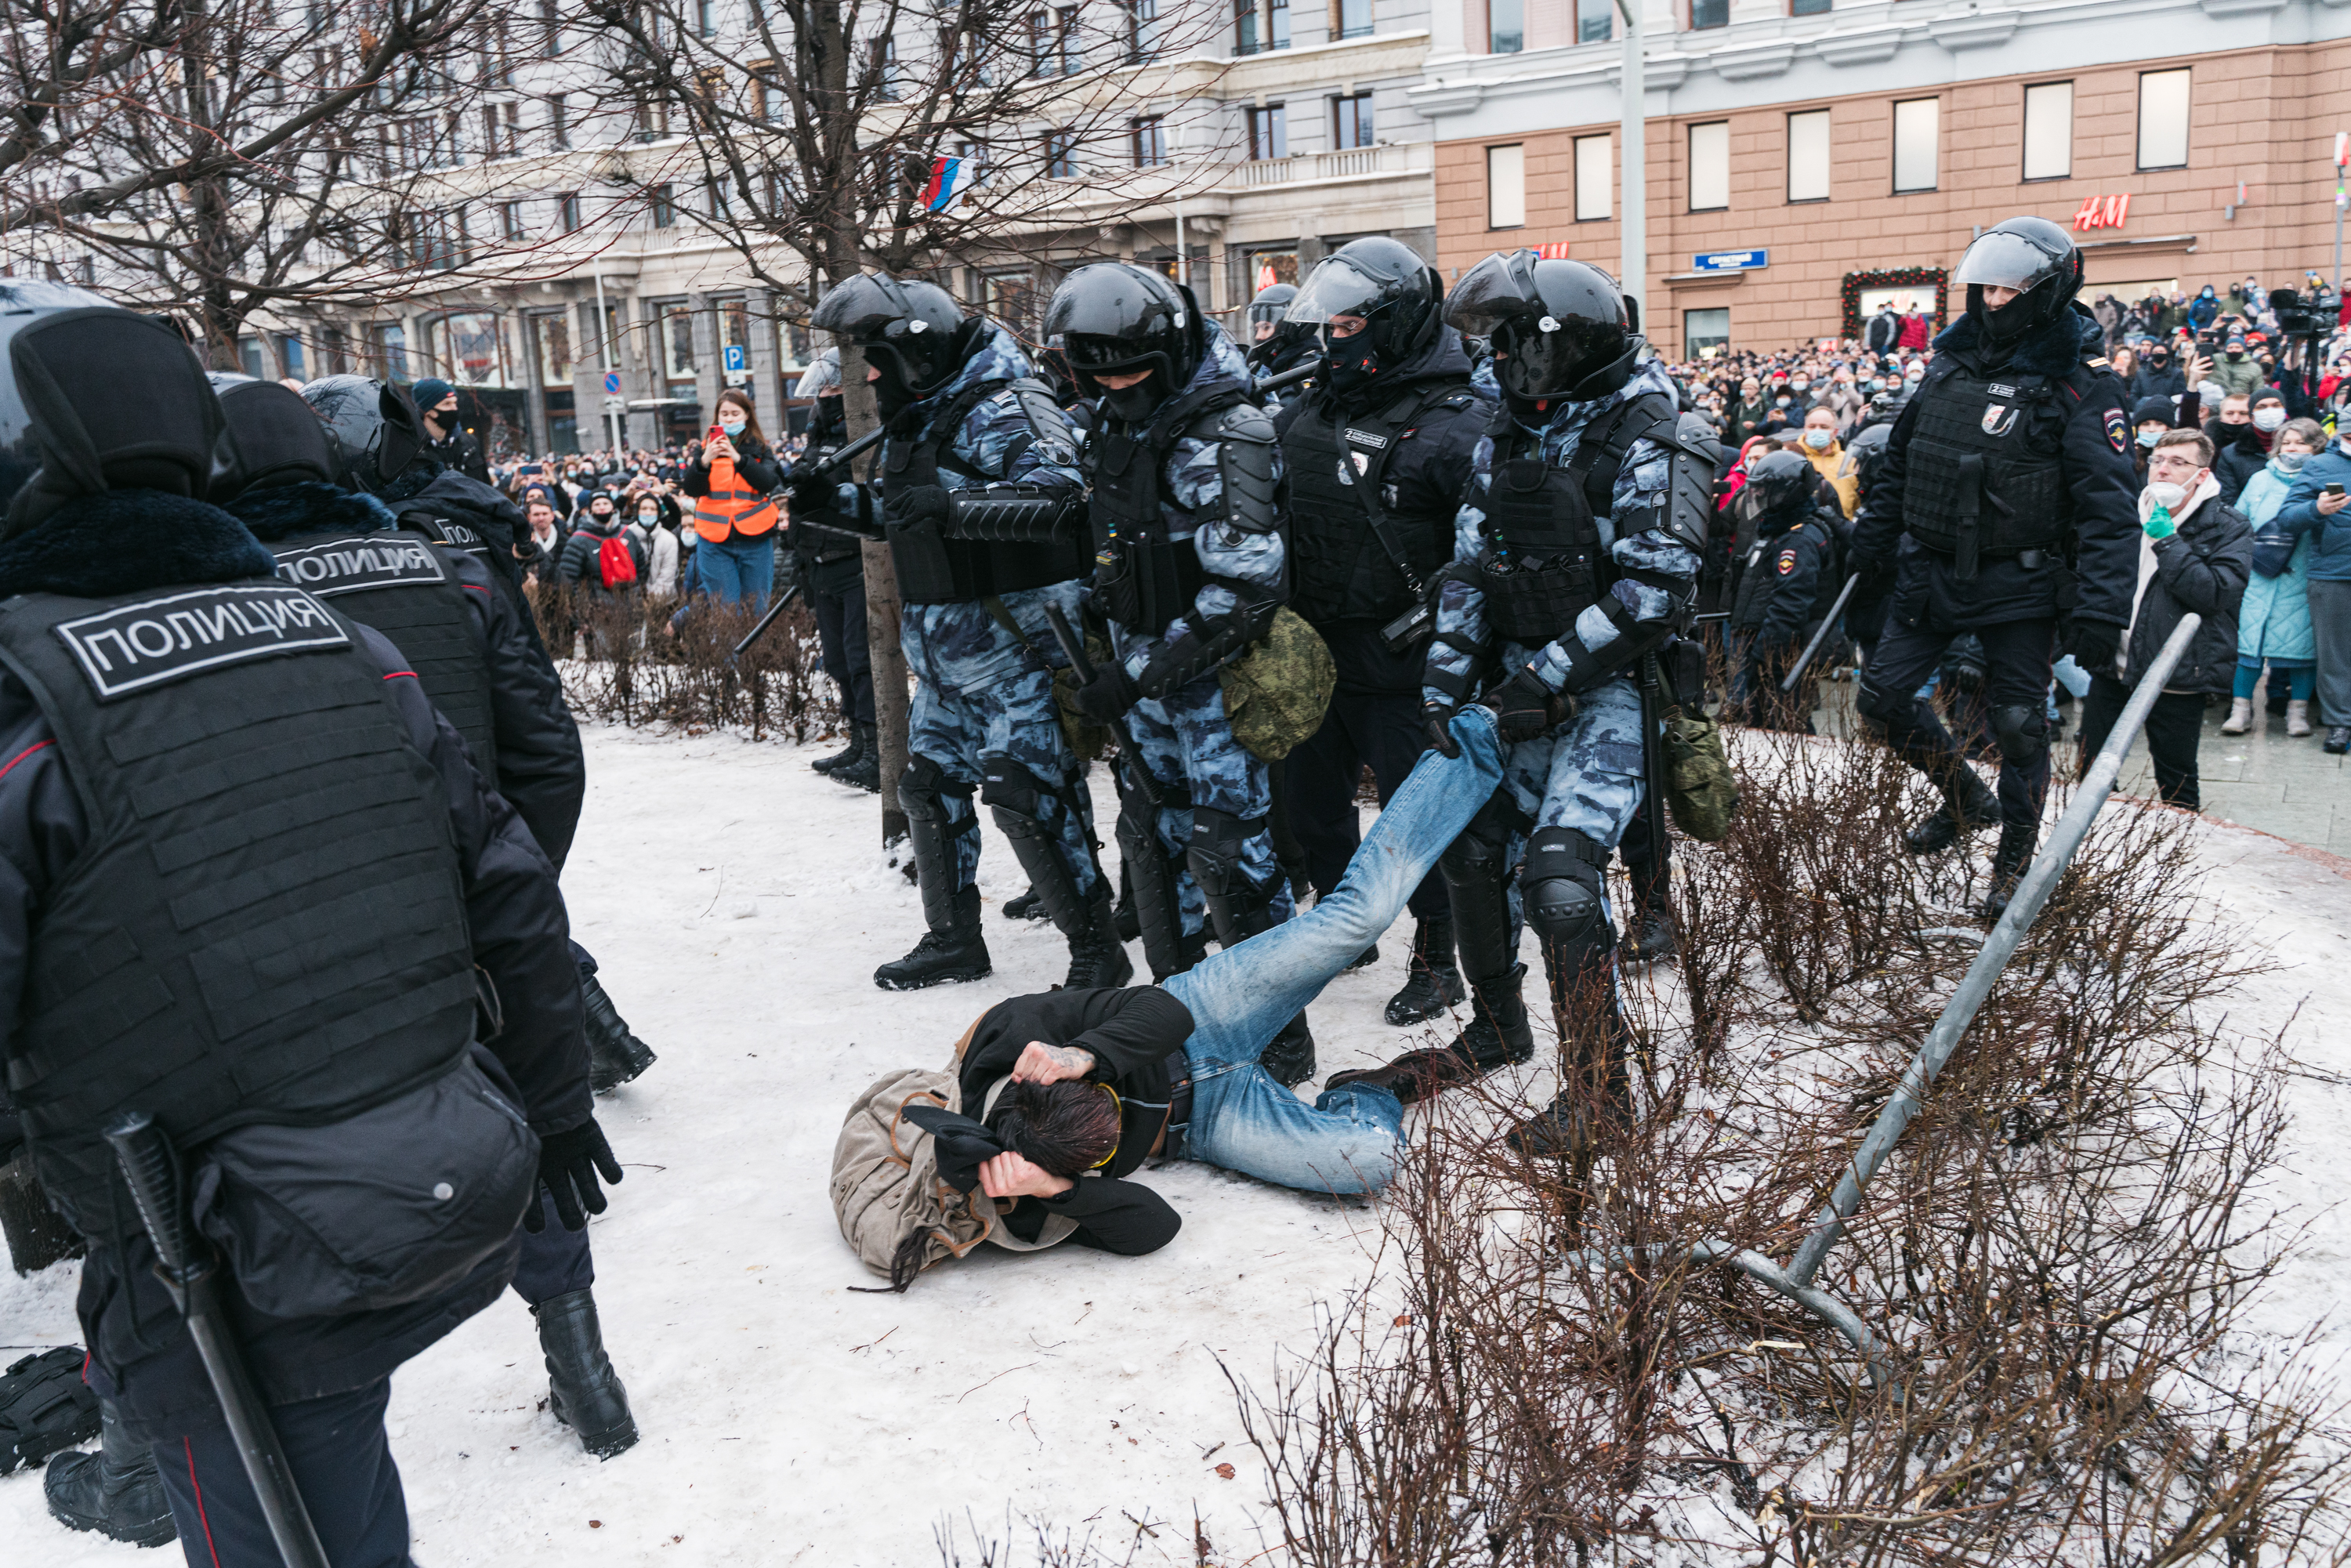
[
  {"left": 1726, "top": 450, "right": 1841, "bottom": 732},
  {"left": 784, "top": 348, "right": 882, "bottom": 792},
  {"left": 1273, "top": 238, "right": 1489, "bottom": 1025},
  {"left": 1850, "top": 218, "right": 2140, "bottom": 918},
  {"left": 0, "top": 285, "right": 618, "bottom": 1566},
  {"left": 1244, "top": 282, "right": 1318, "bottom": 408},
  {"left": 210, "top": 376, "right": 639, "bottom": 1461}
]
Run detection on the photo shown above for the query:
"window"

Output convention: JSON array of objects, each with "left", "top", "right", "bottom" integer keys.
[
  {"left": 1127, "top": 0, "right": 1161, "bottom": 62},
  {"left": 1578, "top": 0, "right": 1610, "bottom": 41},
  {"left": 1043, "top": 129, "right": 1076, "bottom": 179},
  {"left": 635, "top": 92, "right": 668, "bottom": 142},
  {"left": 1336, "top": 0, "right": 1372, "bottom": 38},
  {"left": 549, "top": 93, "right": 569, "bottom": 150},
  {"left": 706, "top": 178, "right": 729, "bottom": 219},
  {"left": 373, "top": 324, "right": 408, "bottom": 382},
  {"left": 651, "top": 185, "right": 676, "bottom": 227},
  {"left": 696, "top": 0, "right": 715, "bottom": 35},
  {"left": 1574, "top": 133, "right": 1611, "bottom": 221},
  {"left": 534, "top": 313, "right": 572, "bottom": 387},
  {"left": 1333, "top": 92, "right": 1373, "bottom": 150},
  {"left": 540, "top": 0, "right": 560, "bottom": 53},
  {"left": 500, "top": 201, "right": 525, "bottom": 240},
  {"left": 239, "top": 336, "right": 265, "bottom": 378},
  {"left": 871, "top": 38, "right": 898, "bottom": 100},
  {"left": 1489, "top": 0, "right": 1522, "bottom": 53},
  {"left": 2022, "top": 81, "right": 2071, "bottom": 181},
  {"left": 480, "top": 101, "right": 519, "bottom": 159},
  {"left": 558, "top": 192, "right": 581, "bottom": 233},
  {"left": 1248, "top": 103, "right": 1287, "bottom": 160},
  {"left": 1690, "top": 0, "right": 1726, "bottom": 28},
  {"left": 277, "top": 335, "right": 305, "bottom": 378},
  {"left": 660, "top": 303, "right": 697, "bottom": 381},
  {"left": 1892, "top": 97, "right": 1937, "bottom": 193},
  {"left": 1487, "top": 143, "right": 1525, "bottom": 229},
  {"left": 1132, "top": 116, "right": 1166, "bottom": 167},
  {"left": 1270, "top": 0, "right": 1290, "bottom": 49},
  {"left": 1790, "top": 0, "right": 1828, "bottom": 14},
  {"left": 1684, "top": 308, "right": 1729, "bottom": 358},
  {"left": 1235, "top": 0, "right": 1261, "bottom": 53},
  {"left": 2138, "top": 68, "right": 2190, "bottom": 170},
  {"left": 1787, "top": 108, "right": 1830, "bottom": 202},
  {"left": 751, "top": 62, "right": 782, "bottom": 120},
  {"left": 1035, "top": 12, "right": 1064, "bottom": 72},
  {"left": 1247, "top": 250, "right": 1299, "bottom": 294},
  {"left": 1688, "top": 121, "right": 1729, "bottom": 211}
]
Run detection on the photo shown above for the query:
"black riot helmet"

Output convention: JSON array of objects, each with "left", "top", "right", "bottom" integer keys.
[
  {"left": 1043, "top": 263, "right": 1204, "bottom": 422},
  {"left": 1840, "top": 420, "right": 1894, "bottom": 497},
  {"left": 1245, "top": 282, "right": 1296, "bottom": 342},
  {"left": 0, "top": 283, "right": 229, "bottom": 538},
  {"left": 1444, "top": 250, "right": 1639, "bottom": 406},
  {"left": 1286, "top": 237, "right": 1444, "bottom": 395},
  {"left": 208, "top": 374, "right": 338, "bottom": 500},
  {"left": 1733, "top": 450, "right": 1817, "bottom": 527},
  {"left": 300, "top": 374, "right": 425, "bottom": 494},
  {"left": 1954, "top": 216, "right": 2083, "bottom": 352},
  {"left": 809, "top": 272, "right": 970, "bottom": 414}
]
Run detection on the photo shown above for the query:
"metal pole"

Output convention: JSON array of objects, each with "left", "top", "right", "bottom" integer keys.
[
  {"left": 1780, "top": 574, "right": 1860, "bottom": 693},
  {"left": 593, "top": 265, "right": 622, "bottom": 455},
  {"left": 1785, "top": 613, "right": 2204, "bottom": 1290},
  {"left": 2335, "top": 139, "right": 2346, "bottom": 312},
  {"left": 1615, "top": 0, "right": 1645, "bottom": 313}
]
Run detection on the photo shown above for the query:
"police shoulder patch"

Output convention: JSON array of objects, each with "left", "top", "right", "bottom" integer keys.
[
  {"left": 271, "top": 534, "right": 447, "bottom": 598},
  {"left": 54, "top": 585, "right": 351, "bottom": 701},
  {"left": 1777, "top": 549, "right": 1799, "bottom": 576},
  {"left": 2103, "top": 407, "right": 2128, "bottom": 453}
]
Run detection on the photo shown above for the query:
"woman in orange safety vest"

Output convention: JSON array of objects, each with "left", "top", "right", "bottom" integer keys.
[{"left": 681, "top": 388, "right": 784, "bottom": 607}]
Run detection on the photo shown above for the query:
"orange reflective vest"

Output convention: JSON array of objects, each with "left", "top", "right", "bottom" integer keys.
[{"left": 692, "top": 453, "right": 780, "bottom": 543}]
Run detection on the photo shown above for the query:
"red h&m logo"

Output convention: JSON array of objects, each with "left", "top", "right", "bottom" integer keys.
[
  {"left": 1535, "top": 242, "right": 1571, "bottom": 259},
  {"left": 2071, "top": 194, "right": 2130, "bottom": 231}
]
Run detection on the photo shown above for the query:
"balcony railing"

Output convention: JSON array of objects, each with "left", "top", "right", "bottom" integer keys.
[{"left": 1228, "top": 141, "right": 1425, "bottom": 187}]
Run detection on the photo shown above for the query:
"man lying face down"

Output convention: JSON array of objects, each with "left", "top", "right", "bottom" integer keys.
[{"left": 942, "top": 707, "right": 1513, "bottom": 1258}]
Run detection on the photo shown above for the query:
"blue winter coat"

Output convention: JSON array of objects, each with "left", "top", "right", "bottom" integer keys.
[
  {"left": 2234, "top": 462, "right": 2316, "bottom": 664},
  {"left": 2276, "top": 444, "right": 2351, "bottom": 581}
]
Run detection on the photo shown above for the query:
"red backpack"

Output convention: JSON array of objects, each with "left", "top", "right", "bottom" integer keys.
[{"left": 597, "top": 534, "right": 639, "bottom": 591}]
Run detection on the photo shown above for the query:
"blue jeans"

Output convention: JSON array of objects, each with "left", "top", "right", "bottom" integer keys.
[
  {"left": 1163, "top": 708, "right": 1505, "bottom": 1195},
  {"left": 694, "top": 534, "right": 775, "bottom": 608}
]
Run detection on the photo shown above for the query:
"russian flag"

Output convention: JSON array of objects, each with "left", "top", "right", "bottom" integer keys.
[{"left": 921, "top": 156, "right": 980, "bottom": 214}]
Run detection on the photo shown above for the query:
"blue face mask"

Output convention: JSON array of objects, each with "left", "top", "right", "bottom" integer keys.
[
  {"left": 2136, "top": 428, "right": 2164, "bottom": 449},
  {"left": 720, "top": 418, "right": 747, "bottom": 438}
]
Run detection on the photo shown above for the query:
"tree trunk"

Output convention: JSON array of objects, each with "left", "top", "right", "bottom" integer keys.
[{"left": 841, "top": 342, "right": 910, "bottom": 846}]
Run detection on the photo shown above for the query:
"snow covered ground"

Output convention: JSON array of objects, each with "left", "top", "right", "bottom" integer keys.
[{"left": 5, "top": 722, "right": 2350, "bottom": 1566}]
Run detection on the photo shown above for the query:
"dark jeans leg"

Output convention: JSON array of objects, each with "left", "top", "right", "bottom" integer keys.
[
  {"left": 2083, "top": 675, "right": 2203, "bottom": 809},
  {"left": 154, "top": 1381, "right": 411, "bottom": 1568}
]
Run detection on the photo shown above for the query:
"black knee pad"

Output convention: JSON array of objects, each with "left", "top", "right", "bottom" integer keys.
[
  {"left": 980, "top": 753, "right": 1051, "bottom": 825},
  {"left": 1186, "top": 806, "right": 1257, "bottom": 900},
  {"left": 1521, "top": 827, "right": 1608, "bottom": 944},
  {"left": 1991, "top": 704, "right": 2047, "bottom": 769},
  {"left": 897, "top": 753, "right": 969, "bottom": 821}
]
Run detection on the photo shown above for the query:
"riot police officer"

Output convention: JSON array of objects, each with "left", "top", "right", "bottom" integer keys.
[
  {"left": 784, "top": 348, "right": 882, "bottom": 792},
  {"left": 1726, "top": 451, "right": 1842, "bottom": 733},
  {"left": 1244, "top": 281, "right": 1318, "bottom": 408},
  {"left": 0, "top": 286, "right": 617, "bottom": 1566},
  {"left": 1850, "top": 218, "right": 2139, "bottom": 918},
  {"left": 1047, "top": 262, "right": 1317, "bottom": 1086},
  {"left": 1408, "top": 252, "right": 1715, "bottom": 1151},
  {"left": 803, "top": 273, "right": 1125, "bottom": 993},
  {"left": 1273, "top": 238, "right": 1489, "bottom": 1025}
]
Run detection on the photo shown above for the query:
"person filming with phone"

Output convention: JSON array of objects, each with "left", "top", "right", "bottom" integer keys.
[
  {"left": 2277, "top": 422, "right": 2351, "bottom": 754},
  {"left": 681, "top": 388, "right": 784, "bottom": 607}
]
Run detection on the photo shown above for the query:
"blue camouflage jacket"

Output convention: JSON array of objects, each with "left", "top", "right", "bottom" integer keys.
[{"left": 1422, "top": 357, "right": 1700, "bottom": 708}]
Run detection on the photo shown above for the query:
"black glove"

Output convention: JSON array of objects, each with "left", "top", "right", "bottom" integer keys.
[
  {"left": 2063, "top": 621, "right": 2121, "bottom": 672},
  {"left": 1074, "top": 661, "right": 1141, "bottom": 727},
  {"left": 528, "top": 1117, "right": 622, "bottom": 1233},
  {"left": 1422, "top": 703, "right": 1460, "bottom": 759},
  {"left": 1488, "top": 666, "right": 1568, "bottom": 742},
  {"left": 890, "top": 483, "right": 950, "bottom": 525},
  {"left": 787, "top": 472, "right": 838, "bottom": 518}
]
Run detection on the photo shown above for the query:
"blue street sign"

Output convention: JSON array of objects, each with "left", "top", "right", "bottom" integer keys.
[
  {"left": 603, "top": 370, "right": 622, "bottom": 395},
  {"left": 1692, "top": 249, "right": 1768, "bottom": 273},
  {"left": 723, "top": 344, "right": 746, "bottom": 373}
]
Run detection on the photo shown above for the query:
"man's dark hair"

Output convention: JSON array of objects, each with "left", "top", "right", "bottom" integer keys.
[{"left": 986, "top": 1081, "right": 1120, "bottom": 1177}]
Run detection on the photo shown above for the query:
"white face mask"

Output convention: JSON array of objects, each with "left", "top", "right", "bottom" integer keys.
[
  {"left": 1906, "top": 367, "right": 1925, "bottom": 382},
  {"left": 1791, "top": 378, "right": 1810, "bottom": 392},
  {"left": 1803, "top": 429, "right": 1833, "bottom": 451},
  {"left": 2277, "top": 450, "right": 2311, "bottom": 473},
  {"left": 2147, "top": 481, "right": 2188, "bottom": 510},
  {"left": 2252, "top": 406, "right": 2286, "bottom": 432}
]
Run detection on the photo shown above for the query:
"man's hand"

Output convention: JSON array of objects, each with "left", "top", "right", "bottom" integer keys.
[
  {"left": 893, "top": 483, "right": 951, "bottom": 524},
  {"left": 1489, "top": 665, "right": 1566, "bottom": 742},
  {"left": 1074, "top": 662, "right": 1141, "bottom": 726},
  {"left": 2183, "top": 351, "right": 2212, "bottom": 387},
  {"left": 1012, "top": 1040, "right": 1096, "bottom": 1084},
  {"left": 2064, "top": 621, "right": 2121, "bottom": 672},
  {"left": 977, "top": 1151, "right": 1073, "bottom": 1201},
  {"left": 2317, "top": 489, "right": 2351, "bottom": 517},
  {"left": 527, "top": 1117, "right": 623, "bottom": 1233},
  {"left": 1422, "top": 702, "right": 1460, "bottom": 759}
]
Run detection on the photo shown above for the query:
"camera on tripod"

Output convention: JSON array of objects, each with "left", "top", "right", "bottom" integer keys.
[{"left": 2269, "top": 286, "right": 2326, "bottom": 339}]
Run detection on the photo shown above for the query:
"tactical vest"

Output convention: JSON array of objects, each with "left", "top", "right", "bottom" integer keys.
[
  {"left": 402, "top": 509, "right": 492, "bottom": 563},
  {"left": 1085, "top": 398, "right": 1244, "bottom": 639},
  {"left": 1478, "top": 391, "right": 1677, "bottom": 644},
  {"left": 1900, "top": 357, "right": 2074, "bottom": 576},
  {"left": 0, "top": 578, "right": 478, "bottom": 1243},
  {"left": 885, "top": 382, "right": 1089, "bottom": 605},
  {"left": 1285, "top": 382, "right": 1468, "bottom": 625},
  {"left": 267, "top": 528, "right": 498, "bottom": 775}
]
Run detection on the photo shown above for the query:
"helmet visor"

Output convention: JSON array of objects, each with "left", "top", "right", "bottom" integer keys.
[
  {"left": 1442, "top": 252, "right": 1541, "bottom": 339},
  {"left": 810, "top": 273, "right": 915, "bottom": 340},
  {"left": 1954, "top": 230, "right": 2067, "bottom": 293},
  {"left": 1042, "top": 267, "right": 1185, "bottom": 357},
  {"left": 793, "top": 346, "right": 841, "bottom": 400},
  {"left": 1285, "top": 258, "right": 1387, "bottom": 328}
]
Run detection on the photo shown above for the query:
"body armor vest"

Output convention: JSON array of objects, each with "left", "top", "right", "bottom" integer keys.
[
  {"left": 1285, "top": 384, "right": 1462, "bottom": 625},
  {"left": 1900, "top": 357, "right": 2073, "bottom": 575},
  {"left": 1085, "top": 400, "right": 1241, "bottom": 639},
  {"left": 0, "top": 578, "right": 478, "bottom": 1243},
  {"left": 1477, "top": 392, "right": 1675, "bottom": 644},
  {"left": 401, "top": 509, "right": 491, "bottom": 563},
  {"left": 886, "top": 382, "right": 1088, "bottom": 605},
  {"left": 267, "top": 528, "right": 498, "bottom": 774}
]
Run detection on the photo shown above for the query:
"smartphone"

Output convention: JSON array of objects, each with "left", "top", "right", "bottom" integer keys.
[
  {"left": 2326, "top": 483, "right": 2346, "bottom": 498},
  {"left": 708, "top": 425, "right": 724, "bottom": 444}
]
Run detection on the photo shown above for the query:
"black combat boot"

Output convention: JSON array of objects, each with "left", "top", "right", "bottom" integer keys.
[
  {"left": 1447, "top": 964, "right": 1537, "bottom": 1074},
  {"left": 1062, "top": 885, "right": 1134, "bottom": 990},
  {"left": 534, "top": 1290, "right": 638, "bottom": 1459},
  {"left": 43, "top": 1401, "right": 174, "bottom": 1548},
  {"left": 810, "top": 726, "right": 861, "bottom": 775},
  {"left": 1617, "top": 858, "right": 1678, "bottom": 965},
  {"left": 582, "top": 970, "right": 657, "bottom": 1093},
  {"left": 1977, "top": 820, "right": 2039, "bottom": 922},
  {"left": 1903, "top": 764, "right": 1999, "bottom": 855},
  {"left": 875, "top": 882, "right": 992, "bottom": 990},
  {"left": 1259, "top": 1012, "right": 1317, "bottom": 1088},
  {"left": 1345, "top": 943, "right": 1380, "bottom": 972},
  {"left": 1002, "top": 885, "right": 1050, "bottom": 922},
  {"left": 831, "top": 722, "right": 881, "bottom": 793},
  {"left": 1385, "top": 915, "right": 1466, "bottom": 1025}
]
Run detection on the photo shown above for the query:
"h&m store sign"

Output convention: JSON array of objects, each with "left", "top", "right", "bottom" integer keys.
[{"left": 2071, "top": 194, "right": 2131, "bottom": 231}]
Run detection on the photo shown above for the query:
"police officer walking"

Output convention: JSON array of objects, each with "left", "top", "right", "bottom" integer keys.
[
  {"left": 1405, "top": 253, "right": 1715, "bottom": 1150},
  {"left": 784, "top": 349, "right": 882, "bottom": 793},
  {"left": 1850, "top": 218, "right": 2140, "bottom": 918},
  {"left": 0, "top": 286, "right": 620, "bottom": 1566},
  {"left": 1244, "top": 281, "right": 1318, "bottom": 409},
  {"left": 1726, "top": 449, "right": 1842, "bottom": 731},
  {"left": 1273, "top": 239, "right": 1489, "bottom": 1025},
  {"left": 802, "top": 273, "right": 1125, "bottom": 993},
  {"left": 1045, "top": 263, "right": 1317, "bottom": 1086}
]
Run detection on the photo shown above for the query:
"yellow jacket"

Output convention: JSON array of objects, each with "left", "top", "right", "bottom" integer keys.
[{"left": 1801, "top": 440, "right": 1859, "bottom": 518}]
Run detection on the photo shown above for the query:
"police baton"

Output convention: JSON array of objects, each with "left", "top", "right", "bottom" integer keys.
[
  {"left": 730, "top": 581, "right": 806, "bottom": 661},
  {"left": 104, "top": 1114, "right": 330, "bottom": 1568},
  {"left": 1779, "top": 573, "right": 1861, "bottom": 694},
  {"left": 793, "top": 424, "right": 884, "bottom": 483},
  {"left": 1253, "top": 362, "right": 1318, "bottom": 397},
  {"left": 1045, "top": 603, "right": 1160, "bottom": 808}
]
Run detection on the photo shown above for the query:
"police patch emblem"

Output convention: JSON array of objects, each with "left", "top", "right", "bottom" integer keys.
[
  {"left": 1777, "top": 549, "right": 1799, "bottom": 576},
  {"left": 1981, "top": 404, "right": 2019, "bottom": 436},
  {"left": 2103, "top": 407, "right": 2128, "bottom": 452},
  {"left": 54, "top": 585, "right": 350, "bottom": 701},
  {"left": 1350, "top": 451, "right": 1373, "bottom": 476}
]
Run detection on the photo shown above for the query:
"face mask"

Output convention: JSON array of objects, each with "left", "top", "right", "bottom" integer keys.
[
  {"left": 1906, "top": 368, "right": 1925, "bottom": 382},
  {"left": 1775, "top": 396, "right": 1791, "bottom": 407},
  {"left": 2147, "top": 481, "right": 2188, "bottom": 509},
  {"left": 2277, "top": 450, "right": 2311, "bottom": 474},
  {"left": 1803, "top": 429, "right": 1833, "bottom": 451},
  {"left": 2226, "top": 349, "right": 2244, "bottom": 361},
  {"left": 720, "top": 418, "right": 747, "bottom": 437},
  {"left": 639, "top": 509, "right": 660, "bottom": 523},
  {"left": 2136, "top": 428, "right": 2164, "bottom": 449},
  {"left": 1791, "top": 378, "right": 1809, "bottom": 392},
  {"left": 1102, "top": 381, "right": 1162, "bottom": 422},
  {"left": 1868, "top": 378, "right": 1886, "bottom": 392},
  {"left": 2253, "top": 407, "right": 2286, "bottom": 433}
]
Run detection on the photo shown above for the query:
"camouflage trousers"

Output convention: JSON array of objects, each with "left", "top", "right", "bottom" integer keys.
[
  {"left": 1125, "top": 670, "right": 1291, "bottom": 939},
  {"left": 1482, "top": 663, "right": 1649, "bottom": 939},
  {"left": 902, "top": 588, "right": 1098, "bottom": 897}
]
